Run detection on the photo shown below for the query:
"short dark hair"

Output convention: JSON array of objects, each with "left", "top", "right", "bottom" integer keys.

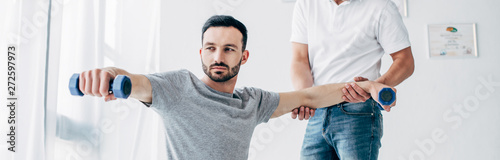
[{"left": 202, "top": 15, "right": 248, "bottom": 51}]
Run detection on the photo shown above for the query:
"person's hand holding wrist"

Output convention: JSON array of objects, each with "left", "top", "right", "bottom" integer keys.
[{"left": 342, "top": 77, "right": 371, "bottom": 103}]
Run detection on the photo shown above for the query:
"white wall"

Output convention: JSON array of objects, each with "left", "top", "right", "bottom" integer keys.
[
  {"left": 160, "top": 0, "right": 500, "bottom": 160},
  {"left": 381, "top": 0, "right": 500, "bottom": 159}
]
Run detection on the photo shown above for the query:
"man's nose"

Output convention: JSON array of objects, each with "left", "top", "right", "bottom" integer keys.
[{"left": 214, "top": 49, "right": 225, "bottom": 63}]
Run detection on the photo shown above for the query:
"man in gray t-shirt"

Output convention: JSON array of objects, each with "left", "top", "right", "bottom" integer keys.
[
  {"left": 144, "top": 69, "right": 279, "bottom": 159},
  {"left": 77, "top": 15, "right": 396, "bottom": 159}
]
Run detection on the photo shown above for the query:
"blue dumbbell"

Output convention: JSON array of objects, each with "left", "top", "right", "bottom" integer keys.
[
  {"left": 69, "top": 73, "right": 132, "bottom": 99},
  {"left": 377, "top": 88, "right": 396, "bottom": 110}
]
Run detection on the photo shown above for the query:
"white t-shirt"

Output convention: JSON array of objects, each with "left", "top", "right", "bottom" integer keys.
[{"left": 291, "top": 0, "right": 411, "bottom": 85}]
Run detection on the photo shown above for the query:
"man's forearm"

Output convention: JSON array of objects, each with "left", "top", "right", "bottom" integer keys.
[
  {"left": 274, "top": 81, "right": 378, "bottom": 117},
  {"left": 376, "top": 47, "right": 414, "bottom": 87},
  {"left": 107, "top": 67, "right": 152, "bottom": 103},
  {"left": 291, "top": 63, "right": 314, "bottom": 90},
  {"left": 301, "top": 81, "right": 375, "bottom": 109},
  {"left": 290, "top": 42, "right": 314, "bottom": 90},
  {"left": 376, "top": 62, "right": 413, "bottom": 86},
  {"left": 129, "top": 74, "right": 152, "bottom": 103}
]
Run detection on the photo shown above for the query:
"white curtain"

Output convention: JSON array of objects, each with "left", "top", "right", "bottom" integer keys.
[
  {"left": 1, "top": 0, "right": 49, "bottom": 159},
  {"left": 45, "top": 0, "right": 164, "bottom": 159},
  {"left": 4, "top": 0, "right": 300, "bottom": 160}
]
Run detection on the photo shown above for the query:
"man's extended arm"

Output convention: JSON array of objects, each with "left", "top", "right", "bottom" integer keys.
[
  {"left": 78, "top": 67, "right": 152, "bottom": 103},
  {"left": 271, "top": 81, "right": 396, "bottom": 118}
]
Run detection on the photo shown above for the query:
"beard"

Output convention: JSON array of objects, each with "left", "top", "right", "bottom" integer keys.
[{"left": 202, "top": 59, "right": 242, "bottom": 82}]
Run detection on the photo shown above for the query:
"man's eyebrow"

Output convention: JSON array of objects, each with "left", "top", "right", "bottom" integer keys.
[
  {"left": 224, "top": 44, "right": 238, "bottom": 48},
  {"left": 203, "top": 42, "right": 238, "bottom": 48},
  {"left": 203, "top": 42, "right": 216, "bottom": 46}
]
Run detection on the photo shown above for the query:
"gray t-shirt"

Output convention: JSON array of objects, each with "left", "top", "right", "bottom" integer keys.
[{"left": 143, "top": 69, "right": 280, "bottom": 160}]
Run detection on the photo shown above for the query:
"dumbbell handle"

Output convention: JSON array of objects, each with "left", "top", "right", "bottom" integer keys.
[
  {"left": 377, "top": 88, "right": 396, "bottom": 110},
  {"left": 69, "top": 73, "right": 132, "bottom": 99}
]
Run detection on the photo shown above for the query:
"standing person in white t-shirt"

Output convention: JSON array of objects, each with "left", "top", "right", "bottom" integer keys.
[{"left": 289, "top": 0, "right": 415, "bottom": 159}]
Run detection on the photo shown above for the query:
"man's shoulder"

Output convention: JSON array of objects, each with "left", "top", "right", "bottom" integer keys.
[
  {"left": 168, "top": 68, "right": 192, "bottom": 75},
  {"left": 235, "top": 87, "right": 279, "bottom": 100},
  {"left": 147, "top": 69, "right": 196, "bottom": 84},
  {"left": 155, "top": 69, "right": 193, "bottom": 77},
  {"left": 235, "top": 86, "right": 260, "bottom": 94},
  {"left": 234, "top": 87, "right": 265, "bottom": 98}
]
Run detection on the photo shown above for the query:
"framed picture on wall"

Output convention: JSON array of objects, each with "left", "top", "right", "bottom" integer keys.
[{"left": 427, "top": 23, "right": 478, "bottom": 58}]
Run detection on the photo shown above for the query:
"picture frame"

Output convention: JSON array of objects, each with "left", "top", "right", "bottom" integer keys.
[{"left": 427, "top": 23, "right": 478, "bottom": 58}]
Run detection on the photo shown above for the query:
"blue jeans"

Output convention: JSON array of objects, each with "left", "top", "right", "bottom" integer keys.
[{"left": 300, "top": 98, "right": 383, "bottom": 160}]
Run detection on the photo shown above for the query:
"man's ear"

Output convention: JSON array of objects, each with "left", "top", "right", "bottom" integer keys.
[
  {"left": 199, "top": 48, "right": 202, "bottom": 57},
  {"left": 241, "top": 50, "right": 249, "bottom": 65}
]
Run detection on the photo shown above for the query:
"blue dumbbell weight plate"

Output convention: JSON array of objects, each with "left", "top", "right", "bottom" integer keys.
[
  {"left": 112, "top": 75, "right": 132, "bottom": 99},
  {"left": 377, "top": 88, "right": 395, "bottom": 110}
]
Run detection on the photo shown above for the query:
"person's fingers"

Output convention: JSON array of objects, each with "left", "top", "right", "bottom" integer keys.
[
  {"left": 104, "top": 94, "right": 117, "bottom": 102},
  {"left": 342, "top": 95, "right": 349, "bottom": 102},
  {"left": 346, "top": 83, "right": 364, "bottom": 102},
  {"left": 92, "top": 70, "right": 101, "bottom": 97},
  {"left": 304, "top": 107, "right": 310, "bottom": 120},
  {"left": 390, "top": 90, "right": 397, "bottom": 108},
  {"left": 291, "top": 109, "right": 298, "bottom": 119},
  {"left": 351, "top": 83, "right": 371, "bottom": 101},
  {"left": 104, "top": 94, "right": 112, "bottom": 102},
  {"left": 299, "top": 106, "right": 305, "bottom": 120},
  {"left": 342, "top": 87, "right": 355, "bottom": 102},
  {"left": 84, "top": 71, "right": 93, "bottom": 96},
  {"left": 310, "top": 109, "right": 315, "bottom": 118},
  {"left": 393, "top": 88, "right": 397, "bottom": 106},
  {"left": 99, "top": 71, "right": 111, "bottom": 97},
  {"left": 79, "top": 72, "right": 86, "bottom": 95},
  {"left": 383, "top": 105, "right": 391, "bottom": 112},
  {"left": 354, "top": 77, "right": 361, "bottom": 82},
  {"left": 354, "top": 76, "right": 369, "bottom": 82}
]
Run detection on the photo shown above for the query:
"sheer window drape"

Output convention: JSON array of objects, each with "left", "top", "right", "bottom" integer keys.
[
  {"left": 1, "top": 0, "right": 49, "bottom": 159},
  {"left": 45, "top": 0, "right": 164, "bottom": 159}
]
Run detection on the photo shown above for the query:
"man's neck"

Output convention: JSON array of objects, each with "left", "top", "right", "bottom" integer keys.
[
  {"left": 334, "top": 0, "right": 345, "bottom": 5},
  {"left": 201, "top": 75, "right": 238, "bottom": 94}
]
